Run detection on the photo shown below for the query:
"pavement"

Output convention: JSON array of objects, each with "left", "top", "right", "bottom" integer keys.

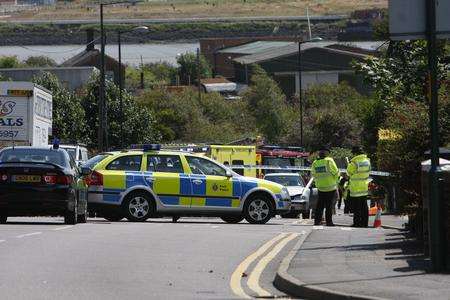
[{"left": 275, "top": 212, "right": 450, "bottom": 300}]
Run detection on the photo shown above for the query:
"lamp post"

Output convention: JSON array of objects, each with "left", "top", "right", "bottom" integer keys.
[
  {"left": 99, "top": 0, "right": 142, "bottom": 152},
  {"left": 297, "top": 37, "right": 323, "bottom": 148},
  {"left": 117, "top": 26, "right": 148, "bottom": 149}
]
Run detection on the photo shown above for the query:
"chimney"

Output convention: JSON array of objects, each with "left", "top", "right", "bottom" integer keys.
[{"left": 86, "top": 29, "right": 95, "bottom": 51}]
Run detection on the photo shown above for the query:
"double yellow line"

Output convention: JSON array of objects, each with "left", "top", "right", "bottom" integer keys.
[{"left": 230, "top": 232, "right": 299, "bottom": 299}]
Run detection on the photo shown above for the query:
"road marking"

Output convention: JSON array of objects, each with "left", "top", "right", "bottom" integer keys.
[
  {"left": 16, "top": 232, "right": 42, "bottom": 238},
  {"left": 340, "top": 227, "right": 352, "bottom": 231},
  {"left": 0, "top": 239, "right": 5, "bottom": 243},
  {"left": 230, "top": 233, "right": 288, "bottom": 299},
  {"left": 247, "top": 233, "right": 299, "bottom": 297},
  {"left": 313, "top": 225, "right": 324, "bottom": 230},
  {"left": 211, "top": 225, "right": 219, "bottom": 229},
  {"left": 52, "top": 226, "right": 73, "bottom": 231}
]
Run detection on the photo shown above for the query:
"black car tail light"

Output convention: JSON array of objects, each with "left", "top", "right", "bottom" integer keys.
[{"left": 44, "top": 175, "right": 72, "bottom": 185}]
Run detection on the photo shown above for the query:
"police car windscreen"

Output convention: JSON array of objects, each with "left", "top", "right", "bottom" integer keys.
[{"left": 0, "top": 149, "right": 69, "bottom": 167}]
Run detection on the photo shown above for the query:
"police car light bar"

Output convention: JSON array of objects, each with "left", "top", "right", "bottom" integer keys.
[{"left": 129, "top": 144, "right": 161, "bottom": 151}]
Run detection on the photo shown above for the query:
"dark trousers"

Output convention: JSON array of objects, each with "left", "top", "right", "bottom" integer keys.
[
  {"left": 314, "top": 190, "right": 335, "bottom": 225},
  {"left": 352, "top": 196, "right": 369, "bottom": 227}
]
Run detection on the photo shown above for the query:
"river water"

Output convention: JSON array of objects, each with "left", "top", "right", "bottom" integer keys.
[{"left": 0, "top": 43, "right": 199, "bottom": 66}]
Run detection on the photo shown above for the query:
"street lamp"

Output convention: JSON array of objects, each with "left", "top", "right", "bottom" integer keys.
[
  {"left": 117, "top": 26, "right": 149, "bottom": 149},
  {"left": 99, "top": 0, "right": 142, "bottom": 152},
  {"left": 297, "top": 36, "right": 323, "bottom": 148}
]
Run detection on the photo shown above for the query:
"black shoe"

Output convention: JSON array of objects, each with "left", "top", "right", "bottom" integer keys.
[{"left": 314, "top": 222, "right": 321, "bottom": 226}]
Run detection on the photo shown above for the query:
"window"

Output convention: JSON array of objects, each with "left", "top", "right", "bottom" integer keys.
[
  {"left": 264, "top": 175, "right": 305, "bottom": 187},
  {"left": 232, "top": 159, "right": 244, "bottom": 175},
  {"left": 0, "top": 148, "right": 69, "bottom": 168},
  {"left": 147, "top": 155, "right": 184, "bottom": 173},
  {"left": 106, "top": 155, "right": 142, "bottom": 171},
  {"left": 186, "top": 156, "right": 226, "bottom": 177},
  {"left": 83, "top": 154, "right": 111, "bottom": 169}
]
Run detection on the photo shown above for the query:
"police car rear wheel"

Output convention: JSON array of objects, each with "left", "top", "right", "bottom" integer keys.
[
  {"left": 244, "top": 196, "right": 273, "bottom": 224},
  {"left": 64, "top": 202, "right": 78, "bottom": 225},
  {"left": 124, "top": 192, "right": 154, "bottom": 222},
  {"left": 0, "top": 215, "right": 7, "bottom": 224},
  {"left": 221, "top": 216, "right": 244, "bottom": 224}
]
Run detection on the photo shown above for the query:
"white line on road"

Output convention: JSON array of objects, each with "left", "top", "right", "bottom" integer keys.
[
  {"left": 247, "top": 233, "right": 299, "bottom": 297},
  {"left": 211, "top": 225, "right": 219, "bottom": 229},
  {"left": 16, "top": 232, "right": 42, "bottom": 238},
  {"left": 340, "top": 227, "right": 352, "bottom": 231},
  {"left": 313, "top": 225, "right": 324, "bottom": 230},
  {"left": 52, "top": 226, "right": 73, "bottom": 231},
  {"left": 230, "top": 233, "right": 288, "bottom": 299},
  {"left": 0, "top": 239, "right": 5, "bottom": 243}
]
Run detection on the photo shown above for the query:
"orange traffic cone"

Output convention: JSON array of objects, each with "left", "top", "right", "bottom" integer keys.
[{"left": 373, "top": 206, "right": 382, "bottom": 228}]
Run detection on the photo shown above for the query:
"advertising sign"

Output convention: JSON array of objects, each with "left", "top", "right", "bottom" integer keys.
[
  {"left": 389, "top": 0, "right": 450, "bottom": 40},
  {"left": 0, "top": 97, "right": 28, "bottom": 141}
]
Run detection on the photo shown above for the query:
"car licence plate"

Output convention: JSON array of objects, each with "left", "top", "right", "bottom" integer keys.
[{"left": 12, "top": 175, "right": 41, "bottom": 183}]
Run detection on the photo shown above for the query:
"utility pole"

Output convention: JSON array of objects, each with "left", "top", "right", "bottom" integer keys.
[
  {"left": 297, "top": 40, "right": 303, "bottom": 148},
  {"left": 140, "top": 55, "right": 144, "bottom": 89},
  {"left": 197, "top": 48, "right": 202, "bottom": 100},
  {"left": 118, "top": 31, "right": 123, "bottom": 149},
  {"left": 426, "top": 0, "right": 443, "bottom": 272},
  {"left": 99, "top": 3, "right": 105, "bottom": 152}
]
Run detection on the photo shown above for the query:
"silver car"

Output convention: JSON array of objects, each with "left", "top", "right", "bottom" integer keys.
[{"left": 264, "top": 173, "right": 317, "bottom": 219}]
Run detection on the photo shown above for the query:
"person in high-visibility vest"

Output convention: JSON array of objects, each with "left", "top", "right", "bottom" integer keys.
[
  {"left": 347, "top": 146, "right": 371, "bottom": 227},
  {"left": 311, "top": 148, "right": 339, "bottom": 226}
]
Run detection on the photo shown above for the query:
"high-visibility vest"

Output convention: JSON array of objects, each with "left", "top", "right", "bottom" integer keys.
[
  {"left": 311, "top": 157, "right": 339, "bottom": 192},
  {"left": 347, "top": 154, "right": 371, "bottom": 197}
]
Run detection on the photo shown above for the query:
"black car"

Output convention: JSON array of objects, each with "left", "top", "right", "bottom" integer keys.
[{"left": 0, "top": 146, "right": 90, "bottom": 224}]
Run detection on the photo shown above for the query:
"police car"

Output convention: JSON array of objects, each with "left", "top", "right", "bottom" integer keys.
[{"left": 84, "top": 144, "right": 291, "bottom": 224}]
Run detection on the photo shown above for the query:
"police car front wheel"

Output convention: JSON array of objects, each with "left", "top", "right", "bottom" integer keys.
[
  {"left": 244, "top": 196, "right": 274, "bottom": 224},
  {"left": 123, "top": 192, "right": 155, "bottom": 222}
]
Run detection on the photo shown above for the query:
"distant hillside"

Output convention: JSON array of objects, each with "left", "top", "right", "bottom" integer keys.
[{"left": 2, "top": 0, "right": 387, "bottom": 21}]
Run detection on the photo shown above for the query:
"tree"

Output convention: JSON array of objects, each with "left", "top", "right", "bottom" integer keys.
[
  {"left": 138, "top": 87, "right": 255, "bottom": 143},
  {"left": 281, "top": 83, "right": 366, "bottom": 151},
  {"left": 82, "top": 75, "right": 160, "bottom": 149},
  {"left": 24, "top": 56, "right": 57, "bottom": 67},
  {"left": 176, "top": 52, "right": 212, "bottom": 85},
  {"left": 32, "top": 72, "right": 88, "bottom": 144},
  {"left": 242, "top": 66, "right": 288, "bottom": 143},
  {"left": 0, "top": 56, "right": 21, "bottom": 68}
]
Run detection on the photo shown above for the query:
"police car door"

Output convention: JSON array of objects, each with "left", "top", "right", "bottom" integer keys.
[
  {"left": 185, "top": 156, "right": 240, "bottom": 211},
  {"left": 146, "top": 154, "right": 191, "bottom": 210}
]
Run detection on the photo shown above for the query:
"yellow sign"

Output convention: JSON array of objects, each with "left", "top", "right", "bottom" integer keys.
[
  {"left": 7, "top": 90, "right": 33, "bottom": 97},
  {"left": 378, "top": 129, "right": 402, "bottom": 141}
]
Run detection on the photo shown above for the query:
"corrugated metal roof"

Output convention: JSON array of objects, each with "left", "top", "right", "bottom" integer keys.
[
  {"left": 217, "top": 41, "right": 294, "bottom": 55},
  {"left": 233, "top": 41, "right": 385, "bottom": 65}
]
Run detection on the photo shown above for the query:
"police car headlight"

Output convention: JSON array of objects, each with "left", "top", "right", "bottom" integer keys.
[
  {"left": 281, "top": 188, "right": 290, "bottom": 200},
  {"left": 293, "top": 195, "right": 307, "bottom": 202}
]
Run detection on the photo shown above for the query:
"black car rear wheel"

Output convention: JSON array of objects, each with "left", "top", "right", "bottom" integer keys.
[
  {"left": 78, "top": 203, "right": 88, "bottom": 223},
  {"left": 0, "top": 215, "right": 7, "bottom": 224},
  {"left": 221, "top": 216, "right": 244, "bottom": 224},
  {"left": 64, "top": 202, "right": 78, "bottom": 225}
]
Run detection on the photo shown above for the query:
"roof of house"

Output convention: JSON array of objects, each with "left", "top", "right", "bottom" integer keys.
[
  {"left": 200, "top": 78, "right": 237, "bottom": 93},
  {"left": 233, "top": 41, "right": 385, "bottom": 65},
  {"left": 60, "top": 49, "right": 121, "bottom": 67},
  {"left": 217, "top": 41, "right": 294, "bottom": 55}
]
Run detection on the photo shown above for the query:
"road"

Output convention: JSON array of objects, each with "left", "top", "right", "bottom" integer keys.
[{"left": 0, "top": 216, "right": 312, "bottom": 299}]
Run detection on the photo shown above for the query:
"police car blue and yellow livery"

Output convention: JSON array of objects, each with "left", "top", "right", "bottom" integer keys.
[{"left": 85, "top": 145, "right": 291, "bottom": 224}]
